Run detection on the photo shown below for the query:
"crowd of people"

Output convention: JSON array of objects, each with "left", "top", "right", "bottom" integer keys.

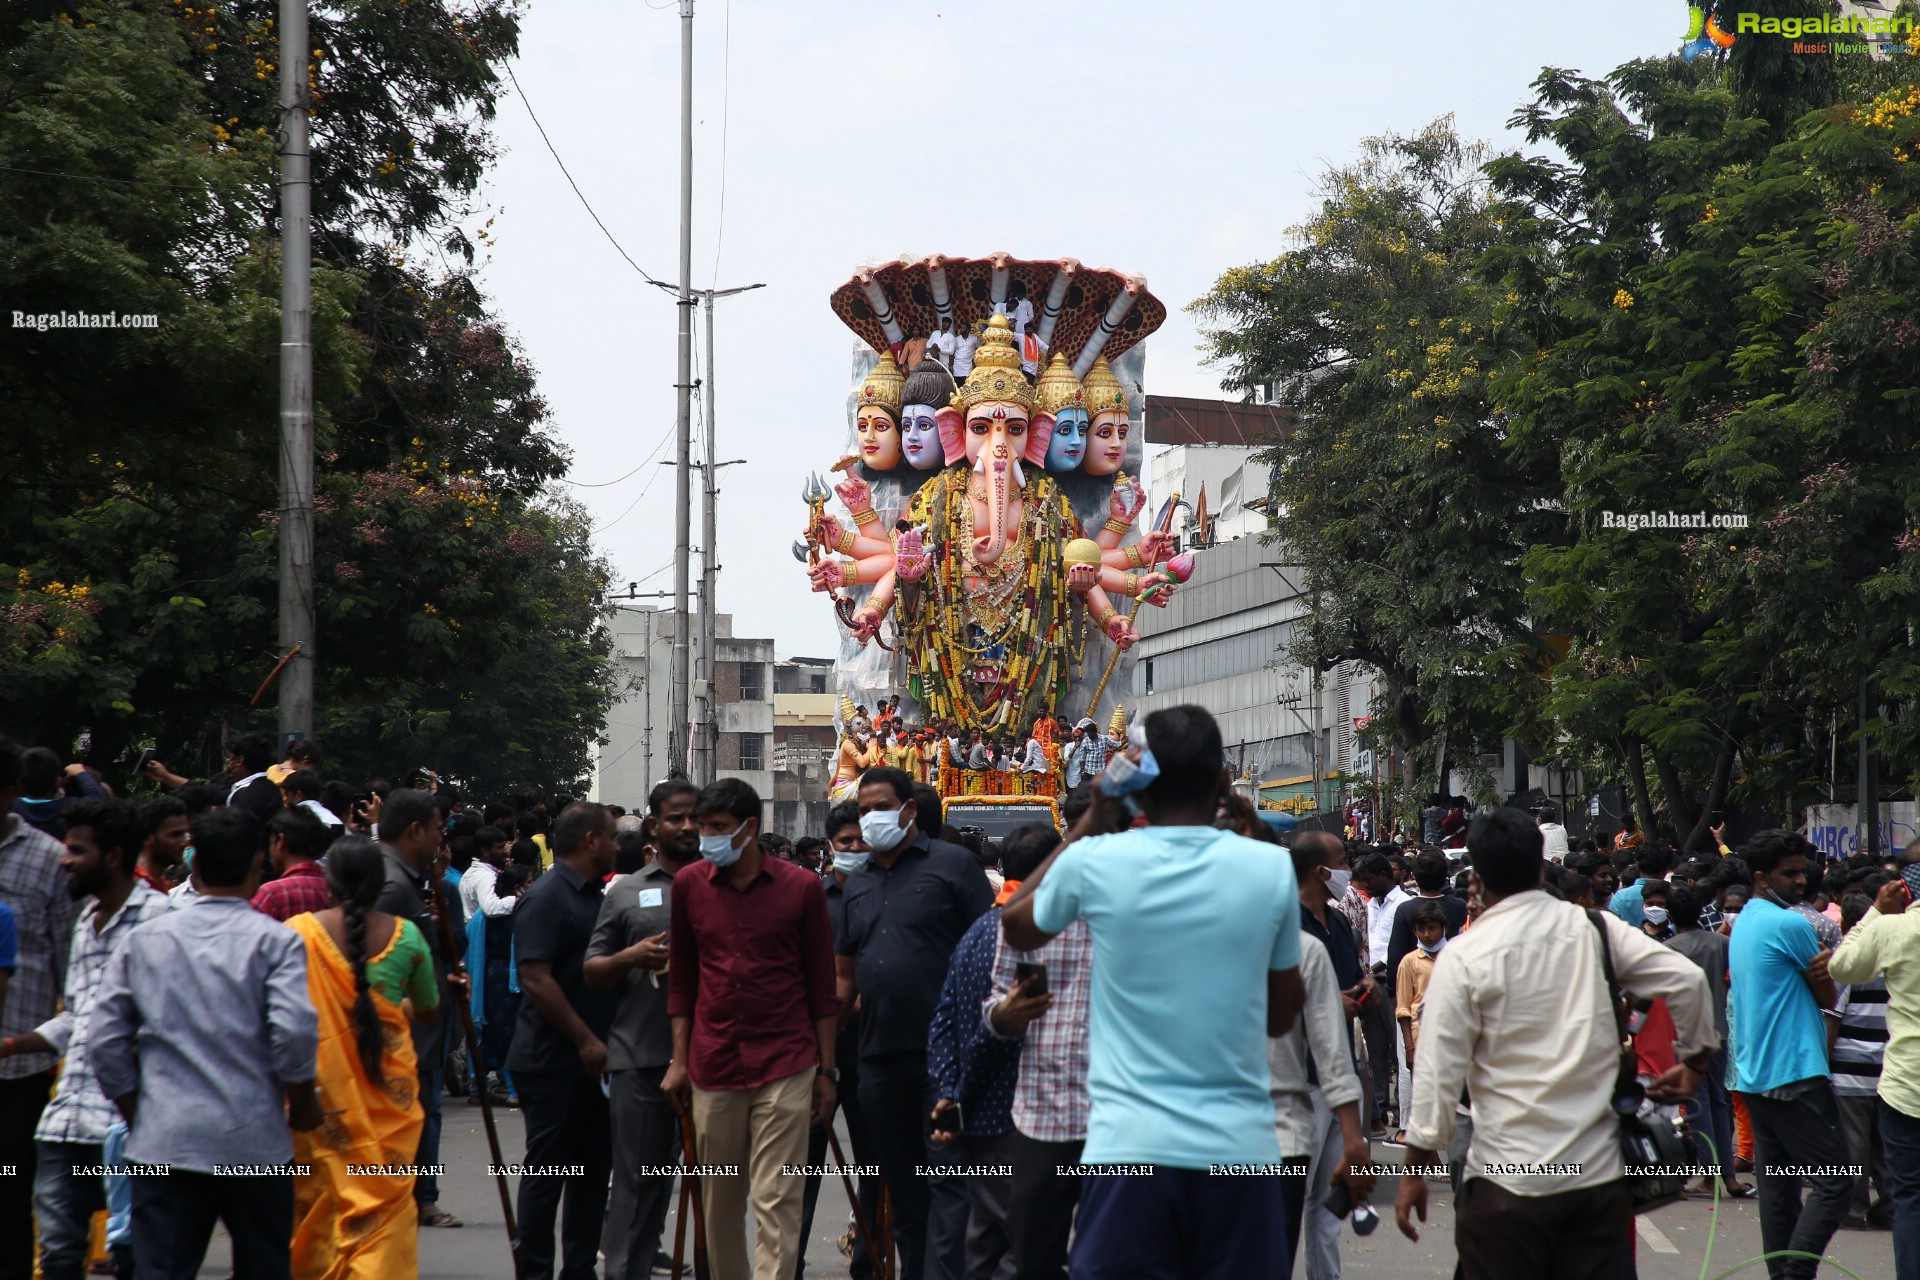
[
  {"left": 1, "top": 712, "right": 1917, "bottom": 1280},
  {"left": 830, "top": 698, "right": 1132, "bottom": 803}
]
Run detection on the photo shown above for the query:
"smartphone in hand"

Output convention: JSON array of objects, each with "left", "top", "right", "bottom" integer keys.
[{"left": 1014, "top": 961, "right": 1049, "bottom": 999}]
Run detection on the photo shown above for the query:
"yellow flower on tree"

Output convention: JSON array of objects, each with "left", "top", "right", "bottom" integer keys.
[{"left": 1612, "top": 289, "right": 1635, "bottom": 310}]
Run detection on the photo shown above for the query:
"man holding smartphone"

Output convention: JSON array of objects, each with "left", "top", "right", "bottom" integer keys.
[{"left": 1002, "top": 706, "right": 1307, "bottom": 1279}]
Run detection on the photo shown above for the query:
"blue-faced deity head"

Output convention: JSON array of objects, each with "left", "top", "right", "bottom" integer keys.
[
  {"left": 1045, "top": 408, "right": 1089, "bottom": 471},
  {"left": 900, "top": 357, "right": 958, "bottom": 471}
]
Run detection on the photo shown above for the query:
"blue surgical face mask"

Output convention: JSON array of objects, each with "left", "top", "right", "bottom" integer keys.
[
  {"left": 832, "top": 849, "right": 871, "bottom": 875},
  {"left": 699, "top": 823, "right": 750, "bottom": 867},
  {"left": 1417, "top": 936, "right": 1447, "bottom": 955}
]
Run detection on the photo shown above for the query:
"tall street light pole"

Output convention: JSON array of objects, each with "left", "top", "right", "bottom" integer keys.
[
  {"left": 691, "top": 283, "right": 764, "bottom": 785},
  {"left": 277, "top": 0, "right": 315, "bottom": 745},
  {"left": 669, "top": 0, "right": 696, "bottom": 779}
]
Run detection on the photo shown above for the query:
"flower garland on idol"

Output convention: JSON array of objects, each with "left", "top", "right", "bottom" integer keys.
[{"left": 898, "top": 467, "right": 1084, "bottom": 731}]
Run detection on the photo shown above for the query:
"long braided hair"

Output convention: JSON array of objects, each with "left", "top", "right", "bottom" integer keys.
[{"left": 323, "top": 835, "right": 388, "bottom": 1087}]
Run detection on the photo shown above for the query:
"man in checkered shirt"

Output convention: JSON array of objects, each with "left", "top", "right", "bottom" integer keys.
[
  {"left": 1, "top": 798, "right": 167, "bottom": 1280},
  {"left": 980, "top": 785, "right": 1115, "bottom": 1280},
  {"left": 0, "top": 735, "right": 81, "bottom": 1280}
]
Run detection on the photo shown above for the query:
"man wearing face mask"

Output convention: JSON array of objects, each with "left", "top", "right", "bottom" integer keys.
[
  {"left": 795, "top": 803, "right": 882, "bottom": 1280},
  {"left": 1293, "top": 830, "right": 1370, "bottom": 1279},
  {"left": 583, "top": 780, "right": 700, "bottom": 1280},
  {"left": 836, "top": 766, "right": 994, "bottom": 1280},
  {"left": 664, "top": 779, "right": 839, "bottom": 1280}
]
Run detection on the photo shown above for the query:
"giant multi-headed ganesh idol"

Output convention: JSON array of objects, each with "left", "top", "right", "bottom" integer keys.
[{"left": 800, "top": 255, "right": 1191, "bottom": 738}]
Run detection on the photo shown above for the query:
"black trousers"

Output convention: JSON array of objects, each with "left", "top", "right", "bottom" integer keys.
[
  {"left": 604, "top": 1065, "right": 676, "bottom": 1280},
  {"left": 1747, "top": 1080, "right": 1855, "bottom": 1280},
  {"left": 797, "top": 1053, "right": 878, "bottom": 1280},
  {"left": 0, "top": 1072, "right": 54, "bottom": 1280},
  {"left": 130, "top": 1172, "right": 292, "bottom": 1280},
  {"left": 1454, "top": 1176, "right": 1632, "bottom": 1280},
  {"left": 1004, "top": 1134, "right": 1083, "bottom": 1280},
  {"left": 515, "top": 1069, "right": 615, "bottom": 1280},
  {"left": 860, "top": 1053, "right": 936, "bottom": 1280}
]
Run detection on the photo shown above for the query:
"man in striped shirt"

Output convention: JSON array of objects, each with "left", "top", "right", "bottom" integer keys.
[{"left": 1834, "top": 891, "right": 1895, "bottom": 1230}]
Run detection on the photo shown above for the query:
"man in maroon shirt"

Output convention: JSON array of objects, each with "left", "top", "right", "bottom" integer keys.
[
  {"left": 662, "top": 778, "right": 839, "bottom": 1280},
  {"left": 251, "top": 806, "right": 334, "bottom": 922}
]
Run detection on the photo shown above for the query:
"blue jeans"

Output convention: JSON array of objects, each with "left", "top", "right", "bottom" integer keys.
[
  {"left": 32, "top": 1140, "right": 104, "bottom": 1280},
  {"left": 1884, "top": 1100, "right": 1920, "bottom": 1280},
  {"left": 1685, "top": 1046, "right": 1735, "bottom": 1176},
  {"left": 102, "top": 1121, "right": 132, "bottom": 1247},
  {"left": 415, "top": 1064, "right": 444, "bottom": 1207}
]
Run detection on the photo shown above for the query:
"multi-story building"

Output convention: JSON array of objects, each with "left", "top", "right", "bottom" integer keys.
[
  {"left": 593, "top": 610, "right": 778, "bottom": 807},
  {"left": 771, "top": 657, "right": 838, "bottom": 839}
]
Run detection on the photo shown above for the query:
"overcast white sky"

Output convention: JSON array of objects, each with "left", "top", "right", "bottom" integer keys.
[{"left": 477, "top": 0, "right": 1677, "bottom": 659}]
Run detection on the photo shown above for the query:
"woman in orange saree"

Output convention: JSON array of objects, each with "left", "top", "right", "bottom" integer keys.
[{"left": 288, "top": 836, "right": 440, "bottom": 1280}]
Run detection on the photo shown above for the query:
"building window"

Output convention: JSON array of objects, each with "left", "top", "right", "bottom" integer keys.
[
  {"left": 810, "top": 672, "right": 827, "bottom": 693},
  {"left": 739, "top": 734, "right": 765, "bottom": 771},
  {"left": 739, "top": 663, "right": 765, "bottom": 701}
]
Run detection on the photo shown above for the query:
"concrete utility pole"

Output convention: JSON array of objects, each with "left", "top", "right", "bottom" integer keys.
[
  {"left": 277, "top": 0, "right": 315, "bottom": 745},
  {"left": 690, "top": 284, "right": 762, "bottom": 785},
  {"left": 669, "top": 0, "right": 696, "bottom": 780}
]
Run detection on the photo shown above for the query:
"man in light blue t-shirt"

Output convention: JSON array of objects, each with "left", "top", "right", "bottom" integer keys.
[
  {"left": 1004, "top": 705, "right": 1306, "bottom": 1279},
  {"left": 1727, "top": 829, "right": 1849, "bottom": 1280}
]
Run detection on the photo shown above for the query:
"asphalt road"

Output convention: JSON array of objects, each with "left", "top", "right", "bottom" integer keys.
[{"left": 185, "top": 1097, "right": 1895, "bottom": 1278}]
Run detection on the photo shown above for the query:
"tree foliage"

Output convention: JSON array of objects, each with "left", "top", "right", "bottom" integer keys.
[
  {"left": 1190, "top": 119, "right": 1554, "bottom": 800},
  {"left": 1198, "top": 39, "right": 1920, "bottom": 836},
  {"left": 0, "top": 1, "right": 613, "bottom": 796}
]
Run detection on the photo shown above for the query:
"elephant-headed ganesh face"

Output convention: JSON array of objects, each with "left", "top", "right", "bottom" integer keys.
[
  {"left": 1085, "top": 408, "right": 1129, "bottom": 477},
  {"left": 964, "top": 400, "right": 1031, "bottom": 566},
  {"left": 855, "top": 404, "right": 903, "bottom": 470}
]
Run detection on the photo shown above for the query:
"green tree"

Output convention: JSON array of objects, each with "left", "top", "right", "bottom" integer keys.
[
  {"left": 0, "top": 2, "right": 613, "bottom": 794},
  {"left": 1191, "top": 118, "right": 1554, "bottom": 801}
]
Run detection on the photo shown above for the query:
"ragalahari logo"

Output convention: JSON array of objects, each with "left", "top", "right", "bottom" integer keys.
[{"left": 1681, "top": 5, "right": 1738, "bottom": 60}]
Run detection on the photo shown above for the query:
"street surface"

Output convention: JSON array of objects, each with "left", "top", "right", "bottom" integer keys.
[{"left": 183, "top": 1098, "right": 1893, "bottom": 1278}]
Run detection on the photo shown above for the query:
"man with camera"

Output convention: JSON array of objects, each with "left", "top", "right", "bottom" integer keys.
[{"left": 1394, "top": 806, "right": 1717, "bottom": 1279}]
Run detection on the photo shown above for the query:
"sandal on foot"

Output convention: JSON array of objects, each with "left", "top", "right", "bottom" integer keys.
[{"left": 419, "top": 1207, "right": 463, "bottom": 1228}]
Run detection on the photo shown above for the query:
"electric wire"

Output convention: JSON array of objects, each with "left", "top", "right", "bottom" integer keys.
[{"left": 503, "top": 62, "right": 672, "bottom": 289}]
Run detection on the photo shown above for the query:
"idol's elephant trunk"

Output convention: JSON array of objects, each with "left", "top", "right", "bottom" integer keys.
[{"left": 974, "top": 442, "right": 1014, "bottom": 565}]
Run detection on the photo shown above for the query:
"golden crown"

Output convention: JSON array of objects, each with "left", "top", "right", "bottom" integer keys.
[
  {"left": 1033, "top": 353, "right": 1086, "bottom": 416},
  {"left": 952, "top": 314, "right": 1034, "bottom": 413},
  {"left": 856, "top": 350, "right": 904, "bottom": 417},
  {"left": 1083, "top": 355, "right": 1128, "bottom": 418},
  {"left": 1108, "top": 704, "right": 1128, "bottom": 735}
]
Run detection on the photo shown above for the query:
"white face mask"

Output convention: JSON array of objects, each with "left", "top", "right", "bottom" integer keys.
[
  {"left": 1325, "top": 869, "right": 1352, "bottom": 900},
  {"left": 859, "top": 807, "right": 912, "bottom": 854},
  {"left": 1418, "top": 936, "right": 1447, "bottom": 955},
  {"left": 1643, "top": 905, "right": 1669, "bottom": 926},
  {"left": 832, "top": 849, "right": 870, "bottom": 875}
]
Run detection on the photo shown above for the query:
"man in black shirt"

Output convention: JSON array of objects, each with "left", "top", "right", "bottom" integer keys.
[
  {"left": 509, "top": 803, "right": 619, "bottom": 1280},
  {"left": 375, "top": 788, "right": 458, "bottom": 1228},
  {"left": 584, "top": 781, "right": 698, "bottom": 1280},
  {"left": 796, "top": 801, "right": 882, "bottom": 1280},
  {"left": 836, "top": 768, "right": 993, "bottom": 1280},
  {"left": 1383, "top": 850, "right": 1469, "bottom": 999}
]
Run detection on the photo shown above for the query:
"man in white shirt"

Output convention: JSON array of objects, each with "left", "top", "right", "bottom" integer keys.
[
  {"left": 1269, "top": 916, "right": 1372, "bottom": 1272},
  {"left": 928, "top": 321, "right": 956, "bottom": 368},
  {"left": 1534, "top": 802, "right": 1571, "bottom": 863},
  {"left": 1394, "top": 807, "right": 1718, "bottom": 1278},
  {"left": 1363, "top": 858, "right": 1411, "bottom": 967},
  {"left": 952, "top": 323, "right": 981, "bottom": 378},
  {"left": 458, "top": 826, "right": 516, "bottom": 922}
]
